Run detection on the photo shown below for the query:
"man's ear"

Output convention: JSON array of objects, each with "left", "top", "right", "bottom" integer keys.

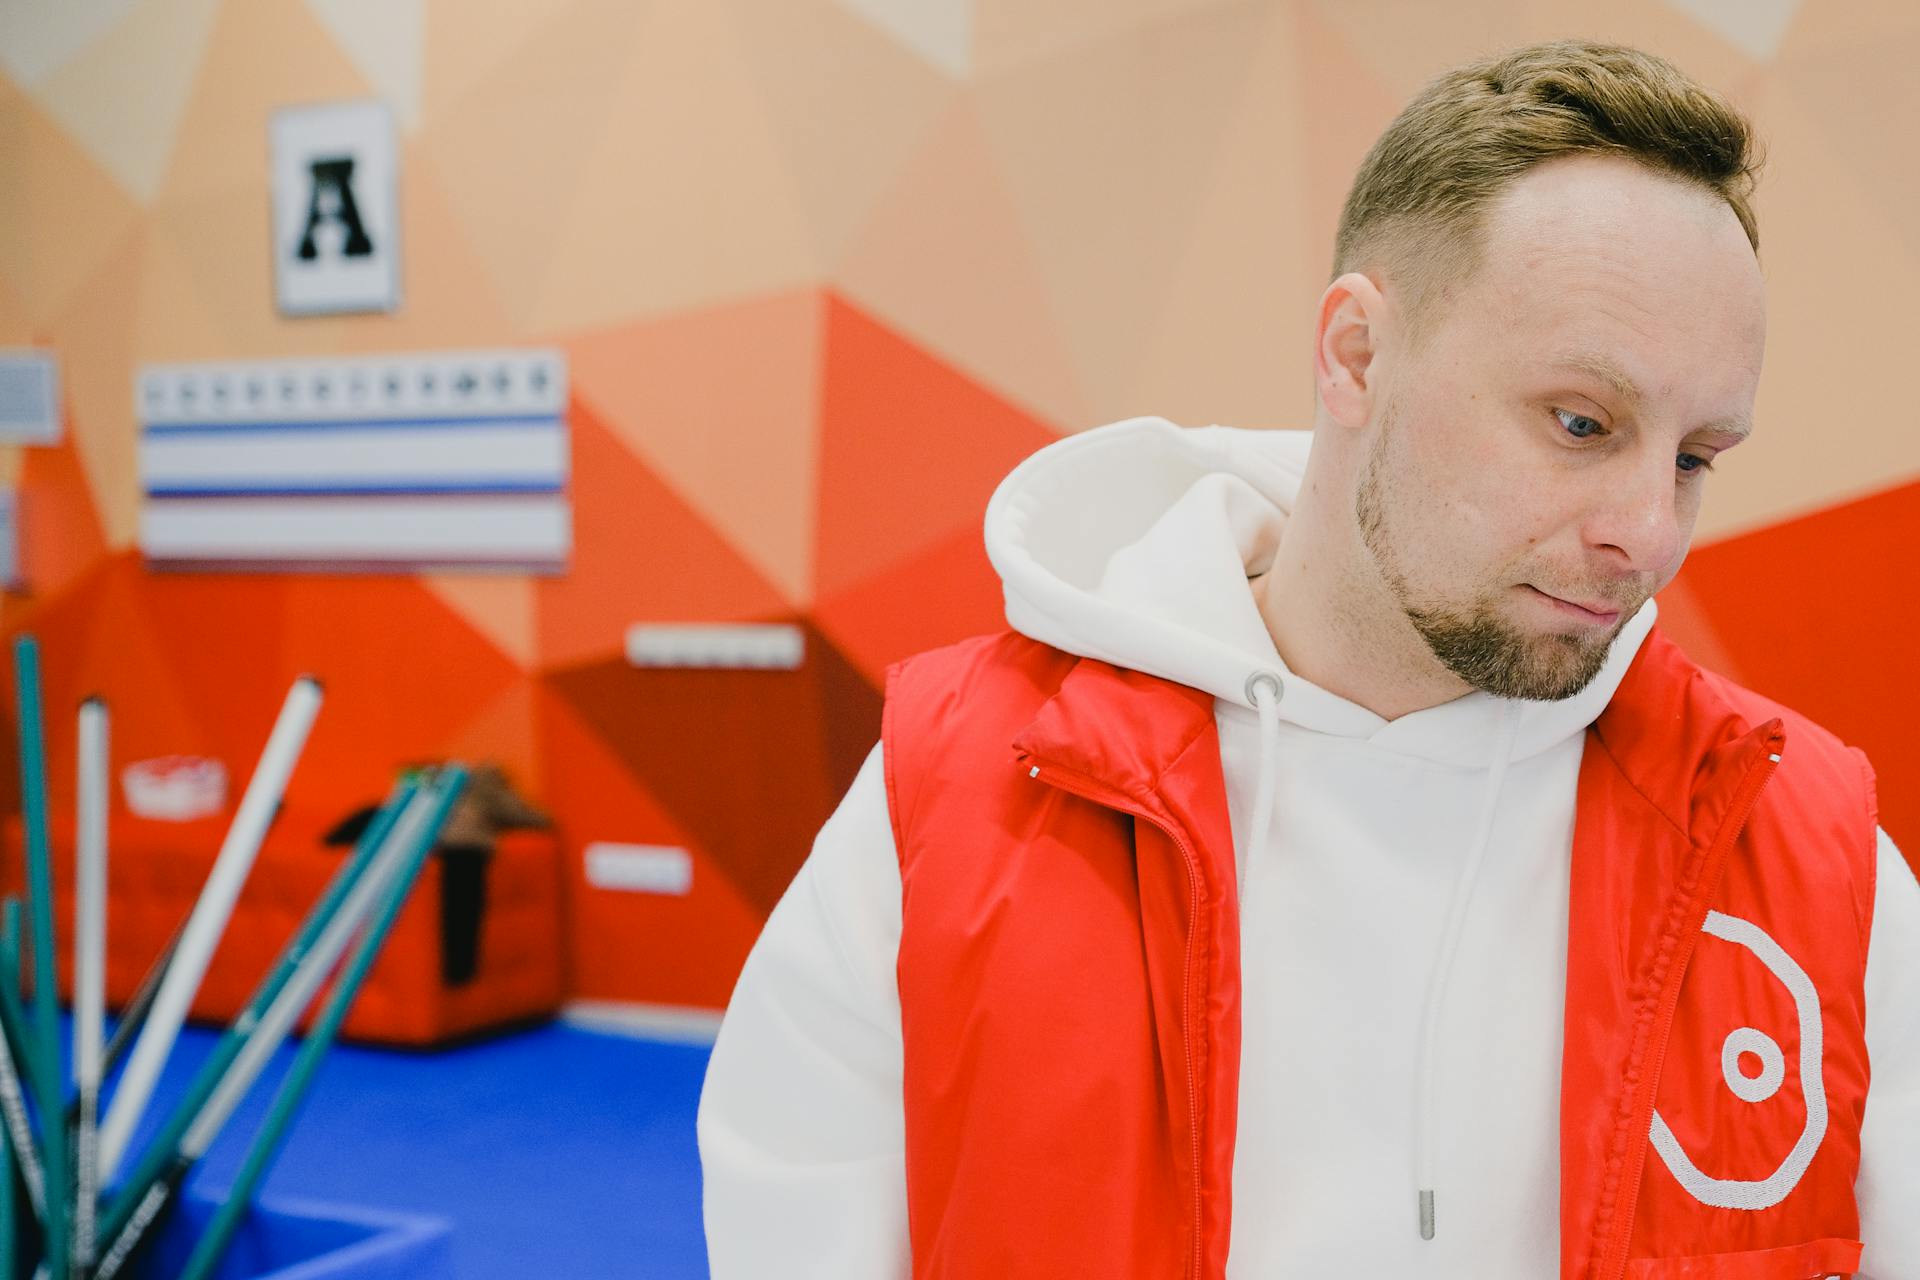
[{"left": 1315, "top": 271, "right": 1388, "bottom": 431}]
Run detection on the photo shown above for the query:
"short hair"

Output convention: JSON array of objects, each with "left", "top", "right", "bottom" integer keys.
[{"left": 1333, "top": 39, "right": 1763, "bottom": 345}]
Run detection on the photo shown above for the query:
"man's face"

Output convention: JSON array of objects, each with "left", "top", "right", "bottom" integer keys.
[{"left": 1353, "top": 153, "right": 1767, "bottom": 701}]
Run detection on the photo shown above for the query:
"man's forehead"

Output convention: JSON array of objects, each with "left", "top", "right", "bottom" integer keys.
[
  {"left": 1487, "top": 152, "right": 1738, "bottom": 245},
  {"left": 1442, "top": 164, "right": 1767, "bottom": 416},
  {"left": 1474, "top": 160, "right": 1760, "bottom": 299}
]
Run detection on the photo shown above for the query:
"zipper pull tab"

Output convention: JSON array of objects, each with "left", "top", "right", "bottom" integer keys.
[{"left": 1419, "top": 1189, "right": 1435, "bottom": 1240}]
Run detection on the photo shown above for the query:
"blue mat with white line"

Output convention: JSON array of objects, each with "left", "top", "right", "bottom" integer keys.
[{"left": 125, "top": 1021, "right": 711, "bottom": 1279}]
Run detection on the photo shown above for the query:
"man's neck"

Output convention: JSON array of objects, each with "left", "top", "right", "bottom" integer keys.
[{"left": 1250, "top": 542, "right": 1471, "bottom": 723}]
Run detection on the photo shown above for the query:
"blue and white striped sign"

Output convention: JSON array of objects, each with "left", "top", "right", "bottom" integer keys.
[{"left": 137, "top": 350, "right": 569, "bottom": 571}]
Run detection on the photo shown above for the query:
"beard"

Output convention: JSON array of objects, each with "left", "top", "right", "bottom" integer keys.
[{"left": 1353, "top": 408, "right": 1633, "bottom": 703}]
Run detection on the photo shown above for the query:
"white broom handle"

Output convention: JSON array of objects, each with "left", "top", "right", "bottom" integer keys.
[
  {"left": 75, "top": 697, "right": 109, "bottom": 1264},
  {"left": 97, "top": 676, "right": 322, "bottom": 1182},
  {"left": 76, "top": 697, "right": 108, "bottom": 1092}
]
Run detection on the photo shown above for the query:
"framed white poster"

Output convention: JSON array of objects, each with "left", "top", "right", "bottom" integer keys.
[
  {"left": 269, "top": 99, "right": 402, "bottom": 316},
  {"left": 136, "top": 349, "right": 569, "bottom": 573}
]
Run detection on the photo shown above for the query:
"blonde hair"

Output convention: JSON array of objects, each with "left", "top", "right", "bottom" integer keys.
[{"left": 1334, "top": 40, "right": 1762, "bottom": 342}]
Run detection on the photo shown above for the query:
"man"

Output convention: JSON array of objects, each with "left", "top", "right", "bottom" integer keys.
[{"left": 699, "top": 39, "right": 1920, "bottom": 1278}]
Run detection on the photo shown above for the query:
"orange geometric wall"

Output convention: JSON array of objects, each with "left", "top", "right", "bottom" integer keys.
[
  {"left": 0, "top": 293, "right": 1043, "bottom": 1011},
  {"left": 1, "top": 0, "right": 1914, "bottom": 1012}
]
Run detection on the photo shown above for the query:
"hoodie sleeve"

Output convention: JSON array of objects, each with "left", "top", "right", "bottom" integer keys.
[
  {"left": 1858, "top": 826, "right": 1920, "bottom": 1278},
  {"left": 697, "top": 741, "right": 909, "bottom": 1279}
]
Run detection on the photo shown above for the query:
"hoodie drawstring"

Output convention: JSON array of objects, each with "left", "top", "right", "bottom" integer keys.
[
  {"left": 1413, "top": 700, "right": 1524, "bottom": 1240},
  {"left": 1238, "top": 673, "right": 1525, "bottom": 1240},
  {"left": 1241, "top": 671, "right": 1284, "bottom": 896}
]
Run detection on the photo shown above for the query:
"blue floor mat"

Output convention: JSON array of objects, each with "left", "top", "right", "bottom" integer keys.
[{"left": 123, "top": 1021, "right": 712, "bottom": 1280}]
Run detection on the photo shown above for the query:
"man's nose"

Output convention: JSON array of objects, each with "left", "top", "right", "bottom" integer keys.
[{"left": 1585, "top": 451, "right": 1685, "bottom": 574}]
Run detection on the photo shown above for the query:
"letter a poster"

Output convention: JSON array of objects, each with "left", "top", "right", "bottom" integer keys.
[{"left": 270, "top": 99, "right": 402, "bottom": 316}]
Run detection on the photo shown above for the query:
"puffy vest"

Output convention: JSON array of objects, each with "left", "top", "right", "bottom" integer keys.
[{"left": 883, "top": 627, "right": 1878, "bottom": 1280}]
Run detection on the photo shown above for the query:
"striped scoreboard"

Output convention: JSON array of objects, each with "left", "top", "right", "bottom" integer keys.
[{"left": 136, "top": 350, "right": 569, "bottom": 572}]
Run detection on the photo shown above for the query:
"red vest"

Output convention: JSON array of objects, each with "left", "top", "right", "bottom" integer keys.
[{"left": 883, "top": 627, "right": 1877, "bottom": 1279}]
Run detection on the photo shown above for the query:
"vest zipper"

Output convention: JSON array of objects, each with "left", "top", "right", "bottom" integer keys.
[
  {"left": 1021, "top": 757, "right": 1211, "bottom": 1280},
  {"left": 1593, "top": 742, "right": 1782, "bottom": 1280}
]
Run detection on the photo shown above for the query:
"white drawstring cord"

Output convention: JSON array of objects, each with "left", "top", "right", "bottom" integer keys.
[
  {"left": 1413, "top": 700, "right": 1524, "bottom": 1240},
  {"left": 1241, "top": 671, "right": 1284, "bottom": 896}
]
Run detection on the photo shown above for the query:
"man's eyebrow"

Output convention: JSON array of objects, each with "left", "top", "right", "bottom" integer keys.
[{"left": 1547, "top": 351, "right": 1752, "bottom": 442}]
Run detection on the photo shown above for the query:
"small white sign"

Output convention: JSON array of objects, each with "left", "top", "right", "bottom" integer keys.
[
  {"left": 0, "top": 490, "right": 19, "bottom": 588},
  {"left": 0, "top": 350, "right": 60, "bottom": 444},
  {"left": 270, "top": 100, "right": 401, "bottom": 316},
  {"left": 625, "top": 623, "right": 805, "bottom": 670},
  {"left": 584, "top": 843, "right": 694, "bottom": 896}
]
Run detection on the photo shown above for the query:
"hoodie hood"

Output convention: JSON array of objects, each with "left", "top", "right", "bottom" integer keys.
[{"left": 984, "top": 415, "right": 1656, "bottom": 765}]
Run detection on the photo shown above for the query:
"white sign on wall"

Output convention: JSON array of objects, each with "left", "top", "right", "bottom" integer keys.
[
  {"left": 0, "top": 490, "right": 20, "bottom": 589},
  {"left": 0, "top": 350, "right": 60, "bottom": 444},
  {"left": 136, "top": 349, "right": 570, "bottom": 573},
  {"left": 583, "top": 843, "right": 694, "bottom": 896},
  {"left": 270, "top": 100, "right": 401, "bottom": 316}
]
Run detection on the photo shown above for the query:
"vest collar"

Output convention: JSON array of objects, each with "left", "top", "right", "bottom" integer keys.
[
  {"left": 1011, "top": 656, "right": 1218, "bottom": 801},
  {"left": 1589, "top": 627, "right": 1788, "bottom": 838},
  {"left": 1014, "top": 625, "right": 1787, "bottom": 820}
]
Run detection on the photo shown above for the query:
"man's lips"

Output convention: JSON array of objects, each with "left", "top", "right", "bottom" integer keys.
[{"left": 1524, "top": 584, "right": 1624, "bottom": 624}]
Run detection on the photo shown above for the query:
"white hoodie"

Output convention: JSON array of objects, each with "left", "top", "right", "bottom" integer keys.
[{"left": 699, "top": 418, "right": 1920, "bottom": 1277}]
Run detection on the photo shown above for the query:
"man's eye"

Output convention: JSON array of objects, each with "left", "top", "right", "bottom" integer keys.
[
  {"left": 1677, "top": 452, "right": 1717, "bottom": 476},
  {"left": 1553, "top": 408, "right": 1603, "bottom": 439}
]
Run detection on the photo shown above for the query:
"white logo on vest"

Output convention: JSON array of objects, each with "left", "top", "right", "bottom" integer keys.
[{"left": 1649, "top": 910, "right": 1828, "bottom": 1210}]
